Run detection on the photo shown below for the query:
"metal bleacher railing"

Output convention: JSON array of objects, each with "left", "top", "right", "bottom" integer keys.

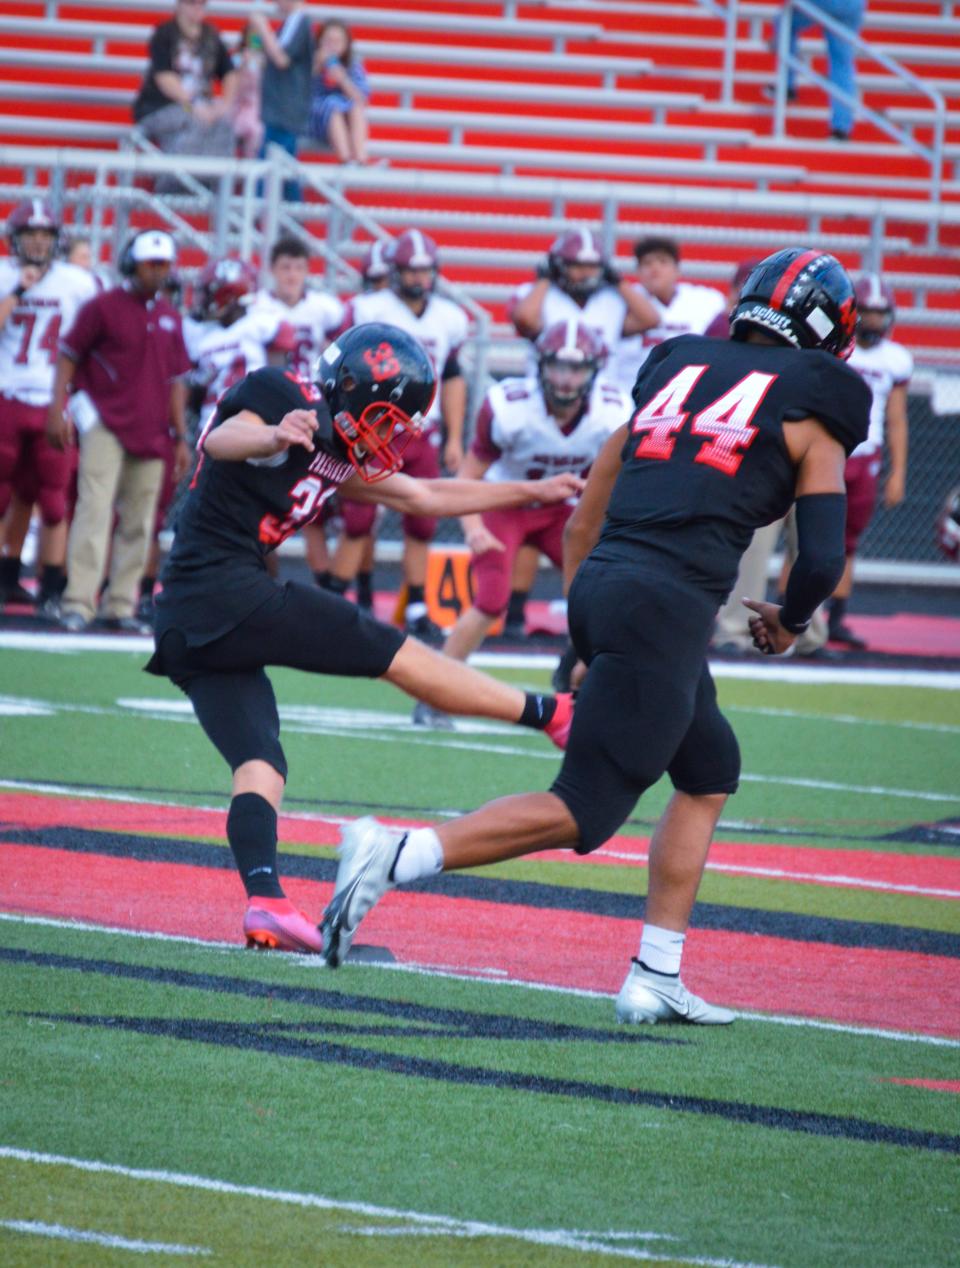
[
  {"left": 718, "top": 0, "right": 949, "bottom": 207},
  {"left": 3, "top": 142, "right": 957, "bottom": 580}
]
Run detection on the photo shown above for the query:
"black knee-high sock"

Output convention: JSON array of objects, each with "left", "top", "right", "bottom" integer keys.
[
  {"left": 39, "top": 565, "right": 67, "bottom": 601},
  {"left": 356, "top": 570, "right": 373, "bottom": 608},
  {"left": 506, "top": 589, "right": 528, "bottom": 626},
  {"left": 227, "top": 792, "right": 284, "bottom": 898},
  {"left": 518, "top": 691, "right": 557, "bottom": 730}
]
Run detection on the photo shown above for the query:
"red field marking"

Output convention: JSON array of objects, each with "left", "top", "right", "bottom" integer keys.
[
  {"left": 879, "top": 1079, "right": 960, "bottom": 1094},
  {"left": 2, "top": 791, "right": 959, "bottom": 895},
  {"left": 2, "top": 840, "right": 959, "bottom": 1039}
]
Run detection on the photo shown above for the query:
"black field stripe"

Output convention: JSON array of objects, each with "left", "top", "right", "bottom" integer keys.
[
  {"left": 25, "top": 1008, "right": 960, "bottom": 1155},
  {"left": 5, "top": 823, "right": 959, "bottom": 958},
  {"left": 4, "top": 774, "right": 953, "bottom": 845},
  {"left": 0, "top": 947, "right": 679, "bottom": 1047}
]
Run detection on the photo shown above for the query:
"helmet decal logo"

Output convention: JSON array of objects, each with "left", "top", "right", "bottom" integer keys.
[
  {"left": 363, "top": 341, "right": 401, "bottom": 382},
  {"left": 839, "top": 295, "right": 857, "bottom": 338}
]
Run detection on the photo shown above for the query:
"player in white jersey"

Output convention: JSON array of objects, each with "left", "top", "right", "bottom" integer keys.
[
  {"left": 188, "top": 257, "right": 296, "bottom": 414},
  {"left": 248, "top": 236, "right": 344, "bottom": 380},
  {"left": 0, "top": 199, "right": 98, "bottom": 611},
  {"left": 824, "top": 273, "right": 912, "bottom": 647},
  {"left": 329, "top": 228, "right": 471, "bottom": 642},
  {"left": 608, "top": 236, "right": 726, "bottom": 395},
  {"left": 413, "top": 320, "right": 627, "bottom": 728},
  {"left": 246, "top": 236, "right": 346, "bottom": 593},
  {"left": 509, "top": 228, "right": 657, "bottom": 376}
]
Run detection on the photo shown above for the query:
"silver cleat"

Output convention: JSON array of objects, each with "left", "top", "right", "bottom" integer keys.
[
  {"left": 411, "top": 701, "right": 455, "bottom": 730},
  {"left": 615, "top": 959, "right": 736, "bottom": 1025},
  {"left": 321, "top": 816, "right": 403, "bottom": 967}
]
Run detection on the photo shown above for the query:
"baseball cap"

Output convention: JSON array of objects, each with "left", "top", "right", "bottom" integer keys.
[{"left": 131, "top": 230, "right": 176, "bottom": 263}]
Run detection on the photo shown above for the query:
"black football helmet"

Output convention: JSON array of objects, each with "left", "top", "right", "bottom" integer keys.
[
  {"left": 316, "top": 322, "right": 437, "bottom": 482},
  {"left": 730, "top": 248, "right": 858, "bottom": 359}
]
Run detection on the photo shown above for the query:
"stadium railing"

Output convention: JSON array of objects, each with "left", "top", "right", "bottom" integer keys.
[{"left": 718, "top": 0, "right": 948, "bottom": 203}]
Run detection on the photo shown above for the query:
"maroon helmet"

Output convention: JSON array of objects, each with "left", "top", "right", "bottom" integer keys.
[
  {"left": 535, "top": 318, "right": 606, "bottom": 410},
  {"left": 7, "top": 198, "right": 60, "bottom": 266},
  {"left": 937, "top": 486, "right": 960, "bottom": 562},
  {"left": 360, "top": 239, "right": 392, "bottom": 289},
  {"left": 854, "top": 272, "right": 895, "bottom": 347},
  {"left": 547, "top": 229, "right": 605, "bottom": 304},
  {"left": 391, "top": 229, "right": 439, "bottom": 301},
  {"left": 197, "top": 256, "right": 257, "bottom": 322}
]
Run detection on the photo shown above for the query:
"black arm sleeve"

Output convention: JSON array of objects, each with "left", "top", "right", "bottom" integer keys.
[{"left": 780, "top": 493, "right": 847, "bottom": 633}]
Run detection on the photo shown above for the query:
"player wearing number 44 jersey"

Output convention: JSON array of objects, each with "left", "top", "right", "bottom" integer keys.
[
  {"left": 322, "top": 249, "right": 871, "bottom": 1027},
  {"left": 146, "top": 322, "right": 580, "bottom": 954}
]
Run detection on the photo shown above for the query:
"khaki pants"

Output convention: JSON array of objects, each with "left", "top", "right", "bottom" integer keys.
[
  {"left": 714, "top": 519, "right": 783, "bottom": 649},
  {"left": 63, "top": 424, "right": 163, "bottom": 622}
]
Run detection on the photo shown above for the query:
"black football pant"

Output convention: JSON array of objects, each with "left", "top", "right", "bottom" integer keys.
[
  {"left": 551, "top": 559, "right": 741, "bottom": 852},
  {"left": 151, "top": 581, "right": 405, "bottom": 779}
]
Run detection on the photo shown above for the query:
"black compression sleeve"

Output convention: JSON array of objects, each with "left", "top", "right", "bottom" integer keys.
[{"left": 781, "top": 493, "right": 847, "bottom": 633}]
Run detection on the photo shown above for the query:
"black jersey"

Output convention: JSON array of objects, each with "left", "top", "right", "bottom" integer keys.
[
  {"left": 594, "top": 334, "right": 870, "bottom": 599},
  {"left": 156, "top": 367, "right": 356, "bottom": 644}
]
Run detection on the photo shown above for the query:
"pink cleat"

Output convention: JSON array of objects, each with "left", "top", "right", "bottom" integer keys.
[
  {"left": 243, "top": 897, "right": 323, "bottom": 953},
  {"left": 544, "top": 692, "right": 574, "bottom": 750}
]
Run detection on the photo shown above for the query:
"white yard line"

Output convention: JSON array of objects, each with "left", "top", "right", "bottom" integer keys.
[
  {"left": 0, "top": 1220, "right": 210, "bottom": 1256},
  {"left": 726, "top": 704, "right": 960, "bottom": 735},
  {"left": 1, "top": 629, "right": 959, "bottom": 688},
  {"left": 1, "top": 911, "right": 957, "bottom": 1050},
  {"left": 0, "top": 1147, "right": 773, "bottom": 1267},
  {"left": 3, "top": 691, "right": 959, "bottom": 805},
  {"left": 594, "top": 850, "right": 960, "bottom": 899}
]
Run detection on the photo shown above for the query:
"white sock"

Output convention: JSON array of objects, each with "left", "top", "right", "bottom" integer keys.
[
  {"left": 406, "top": 601, "right": 428, "bottom": 622},
  {"left": 391, "top": 827, "right": 444, "bottom": 884},
  {"left": 638, "top": 924, "right": 686, "bottom": 976}
]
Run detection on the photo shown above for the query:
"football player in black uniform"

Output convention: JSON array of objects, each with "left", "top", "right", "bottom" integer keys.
[
  {"left": 146, "top": 322, "right": 581, "bottom": 953},
  {"left": 321, "top": 250, "right": 872, "bottom": 1025}
]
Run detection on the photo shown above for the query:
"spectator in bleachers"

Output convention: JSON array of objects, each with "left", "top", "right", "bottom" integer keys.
[
  {"left": 230, "top": 23, "right": 265, "bottom": 159},
  {"left": 132, "top": 0, "right": 237, "bottom": 163},
  {"left": 607, "top": 236, "right": 726, "bottom": 396},
  {"left": 511, "top": 230, "right": 658, "bottom": 374},
  {"left": 768, "top": 0, "right": 865, "bottom": 140},
  {"left": 250, "top": 1, "right": 314, "bottom": 200},
  {"left": 46, "top": 230, "right": 191, "bottom": 634},
  {"left": 308, "top": 20, "right": 371, "bottom": 165}
]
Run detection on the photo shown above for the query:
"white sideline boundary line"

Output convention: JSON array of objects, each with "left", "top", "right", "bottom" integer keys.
[
  {"left": 4, "top": 691, "right": 960, "bottom": 803},
  {"left": 1, "top": 629, "right": 959, "bottom": 688},
  {"left": 1, "top": 911, "right": 957, "bottom": 1050},
  {"left": 0, "top": 1219, "right": 210, "bottom": 1256},
  {"left": 0, "top": 1146, "right": 773, "bottom": 1267}
]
